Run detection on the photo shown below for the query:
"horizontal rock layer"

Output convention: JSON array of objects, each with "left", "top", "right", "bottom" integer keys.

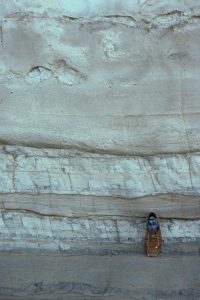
[
  {"left": 0, "top": 210, "right": 199, "bottom": 253},
  {"left": 0, "top": 251, "right": 200, "bottom": 300},
  {"left": 1, "top": 193, "right": 199, "bottom": 219},
  {"left": 0, "top": 192, "right": 199, "bottom": 252},
  {"left": 1, "top": 1, "right": 200, "bottom": 154},
  {"left": 1, "top": 145, "right": 200, "bottom": 197}
]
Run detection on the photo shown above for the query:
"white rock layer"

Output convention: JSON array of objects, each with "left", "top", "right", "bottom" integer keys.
[
  {"left": 0, "top": 210, "right": 199, "bottom": 253},
  {"left": 0, "top": 145, "right": 200, "bottom": 197}
]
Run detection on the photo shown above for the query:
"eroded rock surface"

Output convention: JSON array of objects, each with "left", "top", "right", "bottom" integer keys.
[
  {"left": 0, "top": 1, "right": 200, "bottom": 299},
  {"left": 0, "top": 145, "right": 200, "bottom": 196},
  {"left": 1, "top": 1, "right": 200, "bottom": 155}
]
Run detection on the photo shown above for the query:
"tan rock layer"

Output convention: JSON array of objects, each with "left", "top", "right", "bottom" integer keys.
[
  {"left": 0, "top": 252, "right": 199, "bottom": 299},
  {"left": 0, "top": 193, "right": 199, "bottom": 219}
]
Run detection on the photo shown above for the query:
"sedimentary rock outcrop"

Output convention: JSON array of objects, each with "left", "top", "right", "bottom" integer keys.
[{"left": 0, "top": 1, "right": 200, "bottom": 299}]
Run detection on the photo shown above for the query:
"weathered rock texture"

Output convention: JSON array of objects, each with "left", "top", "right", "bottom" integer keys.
[
  {"left": 0, "top": 0, "right": 200, "bottom": 299},
  {"left": 1, "top": 1, "right": 200, "bottom": 155},
  {"left": 1, "top": 145, "right": 200, "bottom": 196}
]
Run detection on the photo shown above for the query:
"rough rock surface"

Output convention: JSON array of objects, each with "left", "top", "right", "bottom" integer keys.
[
  {"left": 1, "top": 1, "right": 200, "bottom": 155},
  {"left": 1, "top": 145, "right": 200, "bottom": 196},
  {"left": 0, "top": 1, "right": 200, "bottom": 299}
]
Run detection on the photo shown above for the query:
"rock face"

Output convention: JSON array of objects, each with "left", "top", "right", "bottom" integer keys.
[
  {"left": 0, "top": 1, "right": 200, "bottom": 299},
  {"left": 1, "top": 1, "right": 200, "bottom": 155},
  {"left": 1, "top": 145, "right": 200, "bottom": 196}
]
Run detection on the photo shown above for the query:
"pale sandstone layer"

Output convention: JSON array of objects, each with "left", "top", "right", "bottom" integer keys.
[
  {"left": 0, "top": 145, "right": 200, "bottom": 196},
  {"left": 1, "top": 1, "right": 200, "bottom": 154}
]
